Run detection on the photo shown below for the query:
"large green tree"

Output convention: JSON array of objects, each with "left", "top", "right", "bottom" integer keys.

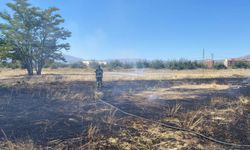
[
  {"left": 0, "top": 38, "right": 8, "bottom": 61},
  {"left": 0, "top": 0, "right": 71, "bottom": 75}
]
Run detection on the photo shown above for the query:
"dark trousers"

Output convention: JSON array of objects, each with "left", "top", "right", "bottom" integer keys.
[{"left": 96, "top": 77, "right": 103, "bottom": 87}]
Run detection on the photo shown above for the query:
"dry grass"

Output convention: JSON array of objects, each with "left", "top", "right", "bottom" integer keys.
[
  {"left": 0, "top": 129, "right": 37, "bottom": 150},
  {"left": 87, "top": 124, "right": 99, "bottom": 150},
  {"left": 171, "top": 83, "right": 233, "bottom": 90},
  {"left": 1, "top": 68, "right": 250, "bottom": 82},
  {"left": 102, "top": 109, "right": 117, "bottom": 130},
  {"left": 94, "top": 90, "right": 103, "bottom": 100},
  {"left": 109, "top": 123, "right": 207, "bottom": 150},
  {"left": 133, "top": 80, "right": 235, "bottom": 102},
  {"left": 0, "top": 140, "right": 37, "bottom": 150},
  {"left": 166, "top": 103, "right": 182, "bottom": 117},
  {"left": 135, "top": 89, "right": 199, "bottom": 100},
  {"left": 239, "top": 96, "right": 250, "bottom": 106},
  {"left": 179, "top": 111, "right": 204, "bottom": 130}
]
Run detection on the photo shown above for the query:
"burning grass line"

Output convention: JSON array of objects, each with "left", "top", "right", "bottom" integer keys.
[{"left": 98, "top": 98, "right": 250, "bottom": 149}]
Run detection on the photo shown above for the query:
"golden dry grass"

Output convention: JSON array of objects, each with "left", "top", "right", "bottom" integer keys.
[
  {"left": 171, "top": 83, "right": 233, "bottom": 90},
  {"left": 1, "top": 68, "right": 250, "bottom": 82},
  {"left": 133, "top": 81, "right": 235, "bottom": 102}
]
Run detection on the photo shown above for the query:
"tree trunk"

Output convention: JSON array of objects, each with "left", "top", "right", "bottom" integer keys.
[
  {"left": 36, "top": 66, "right": 42, "bottom": 75},
  {"left": 26, "top": 59, "right": 34, "bottom": 76},
  {"left": 36, "top": 61, "right": 43, "bottom": 75},
  {"left": 27, "top": 66, "right": 33, "bottom": 75}
]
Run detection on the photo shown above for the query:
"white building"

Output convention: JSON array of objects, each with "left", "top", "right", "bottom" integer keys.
[{"left": 82, "top": 60, "right": 107, "bottom": 66}]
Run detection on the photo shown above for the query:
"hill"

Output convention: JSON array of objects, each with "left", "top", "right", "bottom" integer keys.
[{"left": 63, "top": 55, "right": 83, "bottom": 64}]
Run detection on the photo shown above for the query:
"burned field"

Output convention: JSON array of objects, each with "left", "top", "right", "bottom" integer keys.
[{"left": 0, "top": 70, "right": 250, "bottom": 149}]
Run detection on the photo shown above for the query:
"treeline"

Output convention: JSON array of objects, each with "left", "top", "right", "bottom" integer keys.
[
  {"left": 106, "top": 60, "right": 206, "bottom": 70},
  {"left": 2, "top": 59, "right": 250, "bottom": 70},
  {"left": 231, "top": 61, "right": 250, "bottom": 69},
  {"left": 108, "top": 60, "right": 250, "bottom": 70}
]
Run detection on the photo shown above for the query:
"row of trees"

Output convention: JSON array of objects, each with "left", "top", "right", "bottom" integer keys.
[
  {"left": 2, "top": 59, "right": 250, "bottom": 70},
  {"left": 102, "top": 60, "right": 250, "bottom": 70},
  {"left": 0, "top": 0, "right": 71, "bottom": 75},
  {"left": 106, "top": 59, "right": 206, "bottom": 70}
]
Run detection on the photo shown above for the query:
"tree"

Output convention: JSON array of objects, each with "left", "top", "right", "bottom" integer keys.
[
  {"left": 0, "top": 0, "right": 71, "bottom": 75},
  {"left": 0, "top": 37, "right": 10, "bottom": 62},
  {"left": 136, "top": 60, "right": 150, "bottom": 68},
  {"left": 33, "top": 7, "right": 71, "bottom": 75},
  {"left": 214, "top": 63, "right": 226, "bottom": 70},
  {"left": 107, "top": 60, "right": 123, "bottom": 70},
  {"left": 232, "top": 61, "right": 249, "bottom": 69},
  {"left": 150, "top": 60, "right": 165, "bottom": 69}
]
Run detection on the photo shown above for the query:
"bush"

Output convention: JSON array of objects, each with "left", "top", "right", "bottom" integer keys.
[
  {"left": 150, "top": 60, "right": 165, "bottom": 69},
  {"left": 70, "top": 62, "right": 87, "bottom": 69},
  {"left": 49, "top": 62, "right": 69, "bottom": 69},
  {"left": 232, "top": 61, "right": 249, "bottom": 69},
  {"left": 214, "top": 63, "right": 226, "bottom": 69},
  {"left": 165, "top": 60, "right": 204, "bottom": 70},
  {"left": 0, "top": 60, "right": 22, "bottom": 69},
  {"left": 123, "top": 62, "right": 134, "bottom": 69},
  {"left": 136, "top": 60, "right": 150, "bottom": 68},
  {"left": 8, "top": 61, "right": 22, "bottom": 69},
  {"left": 107, "top": 60, "right": 123, "bottom": 70},
  {"left": 0, "top": 61, "right": 7, "bottom": 68}
]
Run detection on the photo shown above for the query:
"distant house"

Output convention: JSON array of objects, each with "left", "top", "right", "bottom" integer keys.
[
  {"left": 224, "top": 59, "right": 235, "bottom": 68},
  {"left": 82, "top": 60, "right": 107, "bottom": 66},
  {"left": 224, "top": 56, "right": 250, "bottom": 68},
  {"left": 203, "top": 59, "right": 214, "bottom": 69}
]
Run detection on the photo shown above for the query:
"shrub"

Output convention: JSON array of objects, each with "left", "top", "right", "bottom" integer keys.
[
  {"left": 49, "top": 62, "right": 69, "bottom": 69},
  {"left": 0, "top": 62, "right": 4, "bottom": 68},
  {"left": 8, "top": 61, "right": 22, "bottom": 69},
  {"left": 123, "top": 62, "right": 134, "bottom": 69},
  {"left": 70, "top": 62, "right": 87, "bottom": 69},
  {"left": 136, "top": 60, "right": 150, "bottom": 68},
  {"left": 50, "top": 64, "right": 59, "bottom": 69},
  {"left": 214, "top": 63, "right": 226, "bottom": 69},
  {"left": 150, "top": 60, "right": 165, "bottom": 69},
  {"left": 0, "top": 60, "right": 22, "bottom": 69},
  {"left": 0, "top": 61, "right": 8, "bottom": 68},
  {"left": 232, "top": 61, "right": 249, "bottom": 69},
  {"left": 165, "top": 60, "right": 204, "bottom": 70},
  {"left": 107, "top": 60, "right": 123, "bottom": 70}
]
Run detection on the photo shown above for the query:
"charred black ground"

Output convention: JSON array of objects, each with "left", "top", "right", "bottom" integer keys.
[{"left": 0, "top": 76, "right": 249, "bottom": 149}]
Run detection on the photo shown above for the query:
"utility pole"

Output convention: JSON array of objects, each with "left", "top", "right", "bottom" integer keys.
[
  {"left": 202, "top": 48, "right": 205, "bottom": 61},
  {"left": 202, "top": 49, "right": 205, "bottom": 76},
  {"left": 203, "top": 48, "right": 205, "bottom": 61},
  {"left": 211, "top": 53, "right": 214, "bottom": 69}
]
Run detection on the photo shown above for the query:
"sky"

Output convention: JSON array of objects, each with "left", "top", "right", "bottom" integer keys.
[{"left": 1, "top": 0, "right": 250, "bottom": 60}]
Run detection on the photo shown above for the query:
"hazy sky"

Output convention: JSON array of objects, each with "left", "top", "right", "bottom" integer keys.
[{"left": 1, "top": 0, "right": 250, "bottom": 60}]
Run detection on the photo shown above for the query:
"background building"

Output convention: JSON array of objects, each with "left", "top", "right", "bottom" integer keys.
[{"left": 224, "top": 55, "right": 250, "bottom": 68}]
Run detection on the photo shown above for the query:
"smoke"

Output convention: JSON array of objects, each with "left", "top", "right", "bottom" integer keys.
[
  {"left": 148, "top": 94, "right": 160, "bottom": 101},
  {"left": 109, "top": 63, "right": 145, "bottom": 77},
  {"left": 133, "top": 63, "right": 144, "bottom": 77},
  {"left": 242, "top": 77, "right": 250, "bottom": 86}
]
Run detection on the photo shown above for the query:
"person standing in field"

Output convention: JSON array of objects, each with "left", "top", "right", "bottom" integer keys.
[{"left": 95, "top": 65, "right": 103, "bottom": 88}]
